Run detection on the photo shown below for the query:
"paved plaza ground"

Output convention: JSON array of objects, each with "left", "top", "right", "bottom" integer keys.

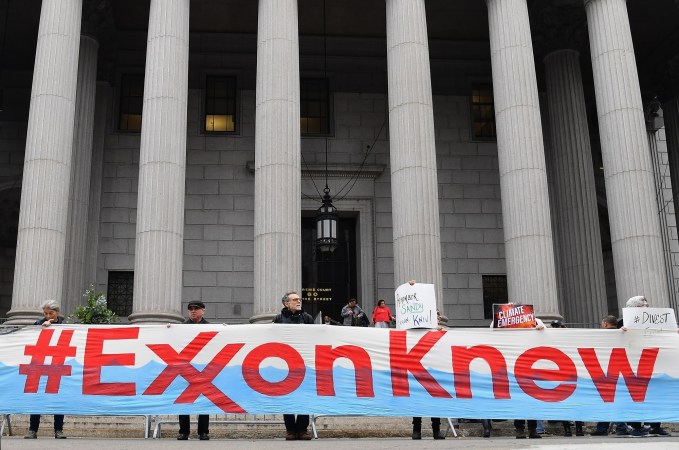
[{"left": 2, "top": 436, "right": 679, "bottom": 450}]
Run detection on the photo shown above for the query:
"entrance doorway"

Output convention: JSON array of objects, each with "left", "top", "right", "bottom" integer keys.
[{"left": 301, "top": 215, "right": 357, "bottom": 323}]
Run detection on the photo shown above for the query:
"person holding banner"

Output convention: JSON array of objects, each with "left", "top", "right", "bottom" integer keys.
[
  {"left": 273, "top": 292, "right": 314, "bottom": 440},
  {"left": 24, "top": 300, "right": 67, "bottom": 440},
  {"left": 410, "top": 281, "right": 446, "bottom": 440},
  {"left": 371, "top": 299, "right": 394, "bottom": 328},
  {"left": 591, "top": 315, "right": 627, "bottom": 437},
  {"left": 489, "top": 302, "right": 544, "bottom": 439},
  {"left": 550, "top": 320, "right": 584, "bottom": 437},
  {"left": 177, "top": 301, "right": 211, "bottom": 440},
  {"left": 620, "top": 296, "right": 672, "bottom": 437}
]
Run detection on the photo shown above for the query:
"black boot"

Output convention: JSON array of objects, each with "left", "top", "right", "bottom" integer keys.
[
  {"left": 412, "top": 424, "right": 421, "bottom": 440},
  {"left": 528, "top": 428, "right": 542, "bottom": 439},
  {"left": 575, "top": 422, "right": 584, "bottom": 436},
  {"left": 481, "top": 420, "right": 492, "bottom": 438},
  {"left": 564, "top": 422, "right": 572, "bottom": 437},
  {"left": 432, "top": 423, "right": 445, "bottom": 440}
]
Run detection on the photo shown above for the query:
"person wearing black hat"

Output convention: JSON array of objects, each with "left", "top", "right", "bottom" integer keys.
[
  {"left": 185, "top": 301, "right": 208, "bottom": 325},
  {"left": 177, "top": 301, "right": 210, "bottom": 440}
]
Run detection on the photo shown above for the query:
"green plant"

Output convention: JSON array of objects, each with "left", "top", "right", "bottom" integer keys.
[{"left": 70, "top": 285, "right": 119, "bottom": 324}]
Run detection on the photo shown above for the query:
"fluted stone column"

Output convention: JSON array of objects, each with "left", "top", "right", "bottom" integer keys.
[
  {"left": 585, "top": 0, "right": 670, "bottom": 307},
  {"left": 664, "top": 98, "right": 679, "bottom": 233},
  {"left": 485, "top": 0, "right": 559, "bottom": 319},
  {"left": 84, "top": 82, "right": 111, "bottom": 289},
  {"left": 656, "top": 98, "right": 679, "bottom": 307},
  {"left": 62, "top": 35, "right": 99, "bottom": 315},
  {"left": 385, "top": 0, "right": 443, "bottom": 305},
  {"left": 251, "top": 0, "right": 301, "bottom": 322},
  {"left": 544, "top": 49, "right": 607, "bottom": 324},
  {"left": 129, "top": 0, "right": 190, "bottom": 323},
  {"left": 540, "top": 94, "right": 566, "bottom": 308},
  {"left": 6, "top": 0, "right": 83, "bottom": 324}
]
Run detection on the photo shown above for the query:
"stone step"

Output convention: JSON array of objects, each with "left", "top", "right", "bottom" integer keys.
[{"left": 4, "top": 415, "right": 677, "bottom": 439}]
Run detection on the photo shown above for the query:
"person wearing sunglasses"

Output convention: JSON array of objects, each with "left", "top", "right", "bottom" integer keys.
[{"left": 273, "top": 292, "right": 314, "bottom": 440}]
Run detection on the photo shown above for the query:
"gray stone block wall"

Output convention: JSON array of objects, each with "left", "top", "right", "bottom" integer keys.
[
  {"left": 433, "top": 95, "right": 503, "bottom": 327},
  {"left": 92, "top": 91, "right": 505, "bottom": 325},
  {"left": 652, "top": 126, "right": 679, "bottom": 311}
]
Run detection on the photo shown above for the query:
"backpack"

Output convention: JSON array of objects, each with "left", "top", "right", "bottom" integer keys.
[{"left": 359, "top": 313, "right": 370, "bottom": 327}]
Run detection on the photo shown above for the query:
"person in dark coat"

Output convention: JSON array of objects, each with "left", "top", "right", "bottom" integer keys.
[
  {"left": 410, "top": 281, "right": 446, "bottom": 440},
  {"left": 177, "top": 301, "right": 210, "bottom": 441},
  {"left": 273, "top": 292, "right": 313, "bottom": 440},
  {"left": 620, "top": 296, "right": 671, "bottom": 437},
  {"left": 24, "top": 300, "right": 67, "bottom": 439}
]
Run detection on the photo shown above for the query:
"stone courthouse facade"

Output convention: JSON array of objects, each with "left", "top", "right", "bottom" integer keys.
[{"left": 1, "top": 0, "right": 679, "bottom": 326}]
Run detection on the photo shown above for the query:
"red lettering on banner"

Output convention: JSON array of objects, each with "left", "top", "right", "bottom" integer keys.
[
  {"left": 315, "top": 345, "right": 374, "bottom": 397},
  {"left": 20, "top": 329, "right": 76, "bottom": 394},
  {"left": 514, "top": 347, "right": 577, "bottom": 402},
  {"left": 145, "top": 332, "right": 246, "bottom": 413},
  {"left": 578, "top": 347, "right": 659, "bottom": 402},
  {"left": 242, "top": 343, "right": 306, "bottom": 396},
  {"left": 452, "top": 346, "right": 510, "bottom": 399},
  {"left": 389, "top": 330, "right": 452, "bottom": 398},
  {"left": 83, "top": 327, "right": 139, "bottom": 396}
]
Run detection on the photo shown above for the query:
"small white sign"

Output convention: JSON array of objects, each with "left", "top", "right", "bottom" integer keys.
[
  {"left": 622, "top": 307, "right": 678, "bottom": 330},
  {"left": 394, "top": 282, "right": 437, "bottom": 330}
]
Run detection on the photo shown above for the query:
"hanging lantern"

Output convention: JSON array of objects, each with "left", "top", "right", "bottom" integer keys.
[{"left": 316, "top": 187, "right": 338, "bottom": 252}]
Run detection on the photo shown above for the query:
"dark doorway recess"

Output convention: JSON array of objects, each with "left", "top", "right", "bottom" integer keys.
[{"left": 301, "top": 215, "right": 357, "bottom": 323}]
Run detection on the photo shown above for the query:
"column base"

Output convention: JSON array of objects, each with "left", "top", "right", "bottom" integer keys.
[
  {"left": 4, "top": 308, "right": 43, "bottom": 325},
  {"left": 128, "top": 311, "right": 184, "bottom": 324},
  {"left": 536, "top": 313, "right": 564, "bottom": 323},
  {"left": 249, "top": 313, "right": 277, "bottom": 324}
]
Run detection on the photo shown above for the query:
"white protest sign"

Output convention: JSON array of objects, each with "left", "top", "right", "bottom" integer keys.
[
  {"left": 394, "top": 282, "right": 437, "bottom": 330},
  {"left": 622, "top": 307, "right": 678, "bottom": 330}
]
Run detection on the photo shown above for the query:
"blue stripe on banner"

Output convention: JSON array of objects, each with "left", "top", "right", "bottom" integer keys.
[{"left": 1, "top": 324, "right": 678, "bottom": 421}]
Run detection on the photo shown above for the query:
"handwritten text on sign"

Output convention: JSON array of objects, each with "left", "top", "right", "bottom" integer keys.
[
  {"left": 395, "top": 283, "right": 436, "bottom": 329},
  {"left": 622, "top": 307, "right": 678, "bottom": 330}
]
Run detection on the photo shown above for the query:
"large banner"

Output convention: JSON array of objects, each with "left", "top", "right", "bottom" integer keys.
[{"left": 1, "top": 324, "right": 679, "bottom": 421}]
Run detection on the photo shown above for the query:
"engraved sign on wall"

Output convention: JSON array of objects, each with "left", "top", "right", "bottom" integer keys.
[{"left": 303, "top": 287, "right": 333, "bottom": 302}]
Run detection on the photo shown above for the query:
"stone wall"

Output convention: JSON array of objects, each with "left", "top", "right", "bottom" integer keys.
[
  {"left": 651, "top": 123, "right": 679, "bottom": 310},
  {"left": 96, "top": 89, "right": 504, "bottom": 324}
]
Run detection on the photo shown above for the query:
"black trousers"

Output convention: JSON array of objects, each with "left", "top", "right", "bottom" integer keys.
[
  {"left": 283, "top": 414, "right": 309, "bottom": 433},
  {"left": 514, "top": 420, "right": 537, "bottom": 430},
  {"left": 29, "top": 414, "right": 64, "bottom": 432},
  {"left": 412, "top": 417, "right": 441, "bottom": 428},
  {"left": 178, "top": 415, "right": 209, "bottom": 435}
]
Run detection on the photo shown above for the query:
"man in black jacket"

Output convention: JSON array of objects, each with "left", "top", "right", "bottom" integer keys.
[
  {"left": 177, "top": 301, "right": 210, "bottom": 441},
  {"left": 273, "top": 292, "right": 313, "bottom": 440}
]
